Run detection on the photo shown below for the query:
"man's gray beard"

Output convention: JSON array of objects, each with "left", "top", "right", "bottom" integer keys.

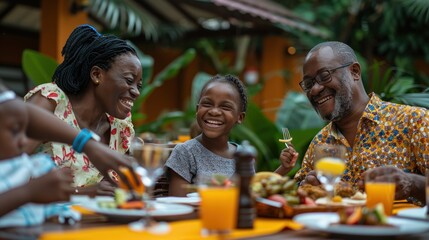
[{"left": 315, "top": 80, "right": 353, "bottom": 122}]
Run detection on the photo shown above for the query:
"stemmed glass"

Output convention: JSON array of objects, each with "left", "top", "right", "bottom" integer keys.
[
  {"left": 128, "top": 137, "right": 173, "bottom": 232},
  {"left": 314, "top": 144, "right": 346, "bottom": 202}
]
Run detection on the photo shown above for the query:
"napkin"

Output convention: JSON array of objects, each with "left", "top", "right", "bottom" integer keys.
[{"left": 0, "top": 154, "right": 80, "bottom": 227}]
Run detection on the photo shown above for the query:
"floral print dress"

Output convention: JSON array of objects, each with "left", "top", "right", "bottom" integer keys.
[{"left": 24, "top": 83, "right": 134, "bottom": 187}]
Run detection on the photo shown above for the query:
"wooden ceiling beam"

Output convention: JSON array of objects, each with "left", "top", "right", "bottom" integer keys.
[
  {"left": 0, "top": 3, "right": 15, "bottom": 20},
  {"left": 3, "top": 0, "right": 40, "bottom": 8},
  {"left": 134, "top": 0, "right": 172, "bottom": 23},
  {"left": 167, "top": 0, "right": 201, "bottom": 29},
  {"left": 0, "top": 24, "right": 39, "bottom": 38}
]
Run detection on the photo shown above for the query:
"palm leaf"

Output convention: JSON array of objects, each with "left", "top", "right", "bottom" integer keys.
[
  {"left": 22, "top": 50, "right": 58, "bottom": 86},
  {"left": 394, "top": 93, "right": 429, "bottom": 109},
  {"left": 401, "top": 0, "right": 429, "bottom": 23}
]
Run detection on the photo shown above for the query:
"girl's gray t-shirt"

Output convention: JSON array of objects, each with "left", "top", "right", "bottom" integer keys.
[{"left": 165, "top": 138, "right": 253, "bottom": 184}]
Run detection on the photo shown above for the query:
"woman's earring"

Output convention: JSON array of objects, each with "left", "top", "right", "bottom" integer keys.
[{"left": 94, "top": 80, "right": 100, "bottom": 85}]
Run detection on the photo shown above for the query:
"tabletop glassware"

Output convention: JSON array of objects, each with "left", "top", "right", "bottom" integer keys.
[
  {"left": 314, "top": 144, "right": 346, "bottom": 202},
  {"left": 128, "top": 137, "right": 173, "bottom": 233},
  {"left": 198, "top": 174, "right": 238, "bottom": 237},
  {"left": 365, "top": 170, "right": 395, "bottom": 215}
]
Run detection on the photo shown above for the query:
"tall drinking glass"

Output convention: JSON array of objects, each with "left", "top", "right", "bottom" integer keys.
[
  {"left": 128, "top": 137, "right": 173, "bottom": 232},
  {"left": 365, "top": 172, "right": 395, "bottom": 215},
  {"left": 198, "top": 174, "right": 238, "bottom": 237},
  {"left": 314, "top": 144, "right": 346, "bottom": 202}
]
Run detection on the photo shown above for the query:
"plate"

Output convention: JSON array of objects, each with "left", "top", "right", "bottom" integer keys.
[
  {"left": 156, "top": 197, "right": 200, "bottom": 206},
  {"left": 293, "top": 212, "right": 429, "bottom": 236},
  {"left": 255, "top": 197, "right": 344, "bottom": 219},
  {"left": 316, "top": 197, "right": 365, "bottom": 206},
  {"left": 186, "top": 192, "right": 199, "bottom": 198},
  {"left": 397, "top": 206, "right": 429, "bottom": 221},
  {"left": 83, "top": 197, "right": 194, "bottom": 222}
]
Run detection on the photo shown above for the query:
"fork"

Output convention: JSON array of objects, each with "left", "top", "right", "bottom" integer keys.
[{"left": 279, "top": 127, "right": 293, "bottom": 148}]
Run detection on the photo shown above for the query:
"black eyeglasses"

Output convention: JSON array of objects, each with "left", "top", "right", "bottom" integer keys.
[{"left": 299, "top": 62, "right": 353, "bottom": 92}]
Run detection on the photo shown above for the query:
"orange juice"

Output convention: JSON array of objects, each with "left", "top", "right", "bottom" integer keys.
[
  {"left": 199, "top": 186, "right": 238, "bottom": 234},
  {"left": 118, "top": 167, "right": 144, "bottom": 194},
  {"left": 365, "top": 182, "right": 395, "bottom": 215},
  {"left": 315, "top": 157, "right": 346, "bottom": 176}
]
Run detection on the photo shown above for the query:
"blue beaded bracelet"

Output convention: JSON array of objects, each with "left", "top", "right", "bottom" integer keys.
[{"left": 72, "top": 129, "right": 100, "bottom": 153}]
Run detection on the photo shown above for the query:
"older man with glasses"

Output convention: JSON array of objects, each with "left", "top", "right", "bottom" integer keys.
[{"left": 292, "top": 41, "right": 429, "bottom": 206}]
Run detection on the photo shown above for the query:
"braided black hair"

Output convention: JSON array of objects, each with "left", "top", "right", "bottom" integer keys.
[
  {"left": 53, "top": 24, "right": 137, "bottom": 95},
  {"left": 200, "top": 74, "right": 248, "bottom": 113}
]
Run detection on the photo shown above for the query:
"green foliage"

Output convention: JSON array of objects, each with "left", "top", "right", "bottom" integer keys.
[
  {"left": 231, "top": 102, "right": 281, "bottom": 171},
  {"left": 366, "top": 61, "right": 429, "bottom": 108},
  {"left": 274, "top": 91, "right": 325, "bottom": 176},
  {"left": 22, "top": 49, "right": 58, "bottom": 85},
  {"left": 276, "top": 91, "right": 325, "bottom": 130},
  {"left": 136, "top": 71, "right": 210, "bottom": 135},
  {"left": 401, "top": 0, "right": 429, "bottom": 23},
  {"left": 126, "top": 41, "right": 153, "bottom": 85},
  {"left": 132, "top": 48, "right": 197, "bottom": 132}
]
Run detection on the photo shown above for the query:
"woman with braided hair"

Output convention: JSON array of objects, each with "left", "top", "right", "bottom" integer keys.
[{"left": 24, "top": 24, "right": 142, "bottom": 197}]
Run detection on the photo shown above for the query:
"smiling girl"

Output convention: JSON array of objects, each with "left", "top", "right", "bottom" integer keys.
[{"left": 166, "top": 75, "right": 252, "bottom": 197}]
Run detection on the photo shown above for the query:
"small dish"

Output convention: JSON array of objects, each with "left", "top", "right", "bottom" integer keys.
[
  {"left": 82, "top": 197, "right": 194, "bottom": 222},
  {"left": 186, "top": 192, "right": 199, "bottom": 198},
  {"left": 294, "top": 212, "right": 429, "bottom": 236},
  {"left": 156, "top": 197, "right": 200, "bottom": 206},
  {"left": 396, "top": 206, "right": 428, "bottom": 221},
  {"left": 316, "top": 197, "right": 365, "bottom": 206}
]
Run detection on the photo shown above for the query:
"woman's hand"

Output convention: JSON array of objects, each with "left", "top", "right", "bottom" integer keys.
[{"left": 77, "top": 180, "right": 116, "bottom": 197}]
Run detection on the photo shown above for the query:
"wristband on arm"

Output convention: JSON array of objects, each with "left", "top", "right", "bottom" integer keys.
[{"left": 72, "top": 128, "right": 101, "bottom": 153}]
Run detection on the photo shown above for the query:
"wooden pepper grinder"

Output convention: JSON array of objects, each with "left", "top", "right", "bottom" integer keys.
[{"left": 234, "top": 140, "right": 256, "bottom": 229}]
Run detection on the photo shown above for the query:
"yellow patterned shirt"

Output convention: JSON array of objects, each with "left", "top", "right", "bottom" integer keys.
[{"left": 295, "top": 93, "right": 429, "bottom": 188}]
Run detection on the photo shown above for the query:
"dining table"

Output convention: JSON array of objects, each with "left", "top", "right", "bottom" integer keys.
[{"left": 0, "top": 199, "right": 428, "bottom": 240}]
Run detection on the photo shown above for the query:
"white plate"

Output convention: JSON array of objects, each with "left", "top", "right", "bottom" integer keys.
[
  {"left": 316, "top": 197, "right": 365, "bottom": 206},
  {"left": 293, "top": 212, "right": 429, "bottom": 236},
  {"left": 397, "top": 206, "right": 429, "bottom": 221},
  {"left": 186, "top": 192, "right": 199, "bottom": 198},
  {"left": 156, "top": 197, "right": 200, "bottom": 206},
  {"left": 83, "top": 197, "right": 193, "bottom": 220}
]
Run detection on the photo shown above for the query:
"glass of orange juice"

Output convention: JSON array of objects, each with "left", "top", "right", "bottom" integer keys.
[
  {"left": 314, "top": 144, "right": 347, "bottom": 202},
  {"left": 365, "top": 170, "right": 395, "bottom": 215},
  {"left": 198, "top": 174, "right": 238, "bottom": 236}
]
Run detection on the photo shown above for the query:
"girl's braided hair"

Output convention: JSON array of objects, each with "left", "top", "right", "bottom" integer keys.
[{"left": 200, "top": 74, "right": 248, "bottom": 113}]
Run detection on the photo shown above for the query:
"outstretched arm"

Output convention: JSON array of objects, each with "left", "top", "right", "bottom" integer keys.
[{"left": 24, "top": 102, "right": 134, "bottom": 186}]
